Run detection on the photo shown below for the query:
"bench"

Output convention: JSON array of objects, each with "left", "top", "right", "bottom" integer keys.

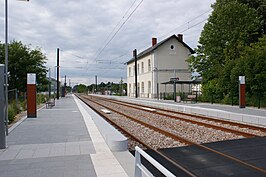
[
  {"left": 183, "top": 95, "right": 196, "bottom": 103},
  {"left": 45, "top": 98, "right": 55, "bottom": 108}
]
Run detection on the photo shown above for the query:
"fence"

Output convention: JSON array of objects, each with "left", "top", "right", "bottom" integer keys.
[{"left": 134, "top": 146, "right": 175, "bottom": 177}]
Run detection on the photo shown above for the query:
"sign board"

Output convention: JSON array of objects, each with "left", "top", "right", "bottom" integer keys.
[
  {"left": 239, "top": 75, "right": 246, "bottom": 108},
  {"left": 239, "top": 76, "right": 245, "bottom": 84},
  {"left": 170, "top": 77, "right": 179, "bottom": 82},
  {"left": 27, "top": 73, "right": 36, "bottom": 84},
  {"left": 27, "top": 73, "right": 37, "bottom": 118}
]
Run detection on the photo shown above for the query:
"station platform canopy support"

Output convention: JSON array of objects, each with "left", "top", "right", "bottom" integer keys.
[{"left": 161, "top": 79, "right": 202, "bottom": 102}]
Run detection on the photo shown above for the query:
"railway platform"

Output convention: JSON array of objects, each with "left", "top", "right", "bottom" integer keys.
[
  {"left": 0, "top": 94, "right": 133, "bottom": 177},
  {"left": 1, "top": 94, "right": 266, "bottom": 177}
]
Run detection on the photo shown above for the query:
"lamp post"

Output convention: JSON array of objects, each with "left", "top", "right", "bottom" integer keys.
[
  {"left": 4, "top": 0, "right": 29, "bottom": 136},
  {"left": 4, "top": 0, "right": 9, "bottom": 136}
]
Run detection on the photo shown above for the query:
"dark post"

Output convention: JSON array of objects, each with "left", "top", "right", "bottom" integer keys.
[
  {"left": 133, "top": 49, "right": 138, "bottom": 98},
  {"left": 157, "top": 83, "right": 159, "bottom": 100},
  {"left": 195, "top": 91, "right": 198, "bottom": 103},
  {"left": 258, "top": 92, "right": 261, "bottom": 109},
  {"left": 211, "top": 92, "right": 214, "bottom": 104},
  {"left": 231, "top": 91, "right": 234, "bottom": 106},
  {"left": 95, "top": 75, "right": 97, "bottom": 93},
  {"left": 120, "top": 77, "right": 123, "bottom": 96},
  {"left": 48, "top": 68, "right": 51, "bottom": 98},
  {"left": 56, "top": 48, "right": 60, "bottom": 100},
  {"left": 64, "top": 75, "right": 66, "bottom": 88},
  {"left": 173, "top": 81, "right": 176, "bottom": 102}
]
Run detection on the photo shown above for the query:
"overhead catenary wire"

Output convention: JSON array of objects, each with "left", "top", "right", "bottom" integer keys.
[
  {"left": 93, "top": 0, "right": 144, "bottom": 62},
  {"left": 57, "top": 7, "right": 212, "bottom": 83},
  {"left": 94, "top": 10, "right": 212, "bottom": 77},
  {"left": 98, "top": 0, "right": 139, "bottom": 49},
  {"left": 180, "top": 18, "right": 209, "bottom": 33},
  {"left": 91, "top": 0, "right": 138, "bottom": 62},
  {"left": 158, "top": 9, "right": 212, "bottom": 40}
]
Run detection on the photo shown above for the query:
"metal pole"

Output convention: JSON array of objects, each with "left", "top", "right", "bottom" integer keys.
[
  {"left": 63, "top": 75, "right": 66, "bottom": 97},
  {"left": 120, "top": 77, "right": 123, "bottom": 96},
  {"left": 56, "top": 48, "right": 60, "bottom": 100},
  {"left": 156, "top": 69, "right": 159, "bottom": 100},
  {"left": 133, "top": 49, "right": 138, "bottom": 98},
  {"left": 54, "top": 66, "right": 56, "bottom": 98},
  {"left": 4, "top": 0, "right": 9, "bottom": 136},
  {"left": 0, "top": 65, "right": 6, "bottom": 149},
  {"left": 48, "top": 68, "right": 51, "bottom": 98},
  {"left": 174, "top": 81, "right": 176, "bottom": 102},
  {"left": 95, "top": 75, "right": 97, "bottom": 93},
  {"left": 15, "top": 88, "right": 18, "bottom": 112}
]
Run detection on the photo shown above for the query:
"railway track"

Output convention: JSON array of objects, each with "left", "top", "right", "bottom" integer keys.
[
  {"left": 76, "top": 94, "right": 266, "bottom": 176},
  {"left": 91, "top": 95, "right": 266, "bottom": 138}
]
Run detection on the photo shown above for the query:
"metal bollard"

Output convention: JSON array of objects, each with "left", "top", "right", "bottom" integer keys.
[{"left": 0, "top": 64, "right": 6, "bottom": 149}]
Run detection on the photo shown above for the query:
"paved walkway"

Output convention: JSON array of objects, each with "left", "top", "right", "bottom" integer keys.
[
  {"left": 120, "top": 96, "right": 266, "bottom": 117},
  {"left": 0, "top": 95, "right": 131, "bottom": 177}
]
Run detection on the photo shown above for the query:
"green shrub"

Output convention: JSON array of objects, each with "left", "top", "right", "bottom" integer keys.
[
  {"left": 8, "top": 102, "right": 17, "bottom": 123},
  {"left": 20, "top": 99, "right": 27, "bottom": 111},
  {"left": 36, "top": 94, "right": 48, "bottom": 105}
]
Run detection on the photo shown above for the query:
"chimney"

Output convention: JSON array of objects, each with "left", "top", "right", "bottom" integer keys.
[
  {"left": 177, "top": 34, "right": 183, "bottom": 42},
  {"left": 152, "top": 37, "right": 157, "bottom": 47}
]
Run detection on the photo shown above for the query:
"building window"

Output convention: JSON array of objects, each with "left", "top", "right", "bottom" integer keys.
[
  {"left": 148, "top": 81, "right": 151, "bottom": 93},
  {"left": 170, "top": 44, "right": 175, "bottom": 50},
  {"left": 141, "top": 62, "right": 144, "bottom": 74},
  {"left": 141, "top": 82, "right": 144, "bottom": 93},
  {"left": 129, "top": 84, "right": 131, "bottom": 93},
  {"left": 133, "top": 65, "right": 135, "bottom": 75},
  {"left": 129, "top": 67, "right": 131, "bottom": 77},
  {"left": 148, "top": 59, "right": 151, "bottom": 71},
  {"left": 137, "top": 64, "right": 140, "bottom": 75}
]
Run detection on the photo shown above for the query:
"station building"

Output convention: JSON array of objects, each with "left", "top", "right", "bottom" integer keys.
[{"left": 126, "top": 34, "right": 195, "bottom": 99}]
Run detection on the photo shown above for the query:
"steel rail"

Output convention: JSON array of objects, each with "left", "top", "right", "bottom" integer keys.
[
  {"left": 91, "top": 96, "right": 257, "bottom": 138},
  {"left": 80, "top": 94, "right": 266, "bottom": 175},
  {"left": 96, "top": 96, "right": 266, "bottom": 134},
  {"left": 76, "top": 94, "right": 198, "bottom": 177}
]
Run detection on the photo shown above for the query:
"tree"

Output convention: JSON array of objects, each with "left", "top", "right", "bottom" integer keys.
[
  {"left": 189, "top": 0, "right": 261, "bottom": 99},
  {"left": 235, "top": 35, "right": 266, "bottom": 96},
  {"left": 0, "top": 41, "right": 48, "bottom": 92},
  {"left": 238, "top": 0, "right": 266, "bottom": 36},
  {"left": 76, "top": 84, "right": 88, "bottom": 93}
]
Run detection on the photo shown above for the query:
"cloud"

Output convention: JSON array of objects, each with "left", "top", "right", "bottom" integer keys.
[{"left": 0, "top": 0, "right": 215, "bottom": 86}]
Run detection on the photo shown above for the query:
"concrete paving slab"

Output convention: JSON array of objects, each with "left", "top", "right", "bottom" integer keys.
[
  {"left": 74, "top": 95, "right": 130, "bottom": 177},
  {"left": 0, "top": 94, "right": 136, "bottom": 177},
  {"left": 0, "top": 95, "right": 98, "bottom": 177}
]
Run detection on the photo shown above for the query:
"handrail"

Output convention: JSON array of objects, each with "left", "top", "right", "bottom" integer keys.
[{"left": 134, "top": 146, "right": 176, "bottom": 177}]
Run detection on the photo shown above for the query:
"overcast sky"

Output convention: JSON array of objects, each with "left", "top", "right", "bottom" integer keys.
[{"left": 0, "top": 0, "right": 216, "bottom": 86}]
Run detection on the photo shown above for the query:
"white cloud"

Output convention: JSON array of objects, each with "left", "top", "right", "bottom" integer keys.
[{"left": 0, "top": 0, "right": 215, "bottom": 86}]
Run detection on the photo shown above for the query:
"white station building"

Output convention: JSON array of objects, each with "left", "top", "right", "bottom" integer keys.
[{"left": 126, "top": 34, "right": 195, "bottom": 99}]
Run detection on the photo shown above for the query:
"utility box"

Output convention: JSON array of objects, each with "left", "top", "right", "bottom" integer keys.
[{"left": 27, "top": 73, "right": 37, "bottom": 118}]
